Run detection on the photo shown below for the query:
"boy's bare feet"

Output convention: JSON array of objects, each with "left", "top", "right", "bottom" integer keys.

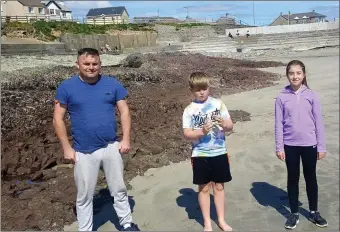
[
  {"left": 218, "top": 220, "right": 232, "bottom": 231},
  {"left": 203, "top": 220, "right": 213, "bottom": 231}
]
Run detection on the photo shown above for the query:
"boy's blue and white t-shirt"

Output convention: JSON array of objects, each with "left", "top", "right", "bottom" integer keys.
[{"left": 182, "top": 96, "right": 230, "bottom": 157}]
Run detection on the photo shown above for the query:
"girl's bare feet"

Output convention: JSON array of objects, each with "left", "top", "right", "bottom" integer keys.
[{"left": 218, "top": 220, "right": 232, "bottom": 231}]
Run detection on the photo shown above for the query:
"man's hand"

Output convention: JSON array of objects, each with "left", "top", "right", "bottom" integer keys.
[
  {"left": 276, "top": 151, "right": 285, "bottom": 161},
  {"left": 317, "top": 152, "right": 326, "bottom": 160},
  {"left": 64, "top": 147, "right": 76, "bottom": 162},
  {"left": 202, "top": 121, "right": 213, "bottom": 134},
  {"left": 119, "top": 139, "right": 130, "bottom": 154}
]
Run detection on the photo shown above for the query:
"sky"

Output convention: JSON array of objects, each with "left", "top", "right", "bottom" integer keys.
[{"left": 64, "top": 1, "right": 340, "bottom": 26}]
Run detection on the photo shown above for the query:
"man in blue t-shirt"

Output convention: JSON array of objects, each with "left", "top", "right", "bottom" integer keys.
[{"left": 53, "top": 48, "right": 140, "bottom": 231}]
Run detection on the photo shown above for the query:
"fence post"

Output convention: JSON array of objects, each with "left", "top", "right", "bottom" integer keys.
[
  {"left": 104, "top": 17, "right": 105, "bottom": 25},
  {"left": 26, "top": 15, "right": 28, "bottom": 23}
]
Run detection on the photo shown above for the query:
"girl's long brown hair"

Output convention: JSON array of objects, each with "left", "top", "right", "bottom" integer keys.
[{"left": 286, "top": 60, "right": 309, "bottom": 88}]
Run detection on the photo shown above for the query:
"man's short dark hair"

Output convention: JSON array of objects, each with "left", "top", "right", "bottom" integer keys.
[{"left": 77, "top": 48, "right": 100, "bottom": 57}]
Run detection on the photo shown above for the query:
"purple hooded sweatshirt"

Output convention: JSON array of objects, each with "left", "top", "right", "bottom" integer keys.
[{"left": 275, "top": 85, "right": 326, "bottom": 153}]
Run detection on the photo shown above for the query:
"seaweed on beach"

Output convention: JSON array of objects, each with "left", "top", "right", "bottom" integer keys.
[{"left": 1, "top": 52, "right": 284, "bottom": 231}]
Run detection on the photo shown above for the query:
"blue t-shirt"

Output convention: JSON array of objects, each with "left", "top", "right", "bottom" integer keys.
[{"left": 55, "top": 75, "right": 128, "bottom": 153}]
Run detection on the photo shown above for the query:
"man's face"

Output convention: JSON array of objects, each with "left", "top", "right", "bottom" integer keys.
[{"left": 76, "top": 53, "right": 101, "bottom": 79}]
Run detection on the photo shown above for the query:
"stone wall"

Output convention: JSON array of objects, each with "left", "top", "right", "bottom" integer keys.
[
  {"left": 226, "top": 21, "right": 339, "bottom": 35},
  {"left": 1, "top": 43, "right": 68, "bottom": 55},
  {"left": 154, "top": 24, "right": 218, "bottom": 42},
  {"left": 60, "top": 31, "right": 157, "bottom": 51}
]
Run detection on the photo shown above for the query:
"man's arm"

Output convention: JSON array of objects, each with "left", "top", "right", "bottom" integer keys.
[
  {"left": 116, "top": 99, "right": 131, "bottom": 153},
  {"left": 53, "top": 102, "right": 75, "bottom": 160}
]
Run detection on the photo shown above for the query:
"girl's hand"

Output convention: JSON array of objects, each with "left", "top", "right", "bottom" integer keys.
[
  {"left": 276, "top": 151, "right": 285, "bottom": 161},
  {"left": 317, "top": 152, "right": 326, "bottom": 160}
]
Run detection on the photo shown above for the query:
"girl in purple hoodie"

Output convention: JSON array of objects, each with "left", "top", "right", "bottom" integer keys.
[{"left": 275, "top": 60, "right": 328, "bottom": 230}]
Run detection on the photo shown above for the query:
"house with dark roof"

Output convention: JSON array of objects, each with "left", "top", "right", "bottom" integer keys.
[
  {"left": 42, "top": 1, "right": 73, "bottom": 20},
  {"left": 270, "top": 10, "right": 327, "bottom": 26},
  {"left": 85, "top": 6, "right": 129, "bottom": 25}
]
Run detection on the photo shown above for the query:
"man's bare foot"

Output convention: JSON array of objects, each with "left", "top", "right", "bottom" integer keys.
[{"left": 218, "top": 220, "right": 232, "bottom": 231}]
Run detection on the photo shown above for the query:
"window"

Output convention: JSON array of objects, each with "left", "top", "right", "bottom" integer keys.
[
  {"left": 50, "top": 9, "right": 55, "bottom": 15},
  {"left": 28, "top": 7, "right": 33, "bottom": 13},
  {"left": 38, "top": 8, "right": 43, "bottom": 14},
  {"left": 62, "top": 12, "right": 66, "bottom": 17}
]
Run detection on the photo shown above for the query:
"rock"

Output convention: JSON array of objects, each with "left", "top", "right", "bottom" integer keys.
[
  {"left": 121, "top": 53, "right": 143, "bottom": 68},
  {"left": 31, "top": 171, "right": 43, "bottom": 181},
  {"left": 16, "top": 167, "right": 31, "bottom": 175},
  {"left": 41, "top": 157, "right": 57, "bottom": 170},
  {"left": 42, "top": 170, "right": 57, "bottom": 180},
  {"left": 18, "top": 186, "right": 45, "bottom": 200},
  {"left": 51, "top": 164, "right": 74, "bottom": 170},
  {"left": 31, "top": 162, "right": 41, "bottom": 172}
]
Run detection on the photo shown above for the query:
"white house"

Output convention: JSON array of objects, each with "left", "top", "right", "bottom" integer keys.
[{"left": 42, "top": 1, "right": 72, "bottom": 20}]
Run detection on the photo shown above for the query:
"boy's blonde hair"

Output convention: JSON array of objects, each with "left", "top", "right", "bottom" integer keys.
[{"left": 189, "top": 72, "right": 210, "bottom": 90}]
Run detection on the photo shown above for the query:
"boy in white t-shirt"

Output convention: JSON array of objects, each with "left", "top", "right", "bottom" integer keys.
[{"left": 182, "top": 72, "right": 234, "bottom": 231}]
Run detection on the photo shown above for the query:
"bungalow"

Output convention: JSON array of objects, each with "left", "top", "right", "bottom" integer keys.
[
  {"left": 86, "top": 6, "right": 129, "bottom": 25},
  {"left": 270, "top": 10, "right": 327, "bottom": 26},
  {"left": 42, "top": 1, "right": 72, "bottom": 20}
]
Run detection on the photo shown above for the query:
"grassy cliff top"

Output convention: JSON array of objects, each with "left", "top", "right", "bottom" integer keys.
[
  {"left": 3, "top": 21, "right": 213, "bottom": 41},
  {"left": 3, "top": 21, "right": 155, "bottom": 41}
]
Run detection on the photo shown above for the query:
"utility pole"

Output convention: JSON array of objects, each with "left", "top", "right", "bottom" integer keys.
[
  {"left": 252, "top": 1, "right": 255, "bottom": 26},
  {"left": 184, "top": 6, "right": 190, "bottom": 19},
  {"left": 288, "top": 11, "right": 290, "bottom": 25}
]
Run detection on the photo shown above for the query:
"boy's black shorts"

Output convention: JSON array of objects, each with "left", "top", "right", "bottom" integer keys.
[{"left": 191, "top": 153, "right": 232, "bottom": 185}]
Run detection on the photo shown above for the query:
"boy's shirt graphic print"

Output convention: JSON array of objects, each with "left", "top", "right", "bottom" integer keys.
[{"left": 183, "top": 97, "right": 230, "bottom": 157}]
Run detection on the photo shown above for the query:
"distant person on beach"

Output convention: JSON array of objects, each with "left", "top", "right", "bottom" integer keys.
[
  {"left": 236, "top": 30, "right": 240, "bottom": 36},
  {"left": 53, "top": 48, "right": 140, "bottom": 231},
  {"left": 275, "top": 60, "right": 328, "bottom": 230},
  {"left": 246, "top": 30, "right": 250, "bottom": 38},
  {"left": 228, "top": 32, "right": 233, "bottom": 39},
  {"left": 182, "top": 72, "right": 234, "bottom": 231}
]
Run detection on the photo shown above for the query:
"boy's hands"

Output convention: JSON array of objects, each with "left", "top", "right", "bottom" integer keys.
[
  {"left": 202, "top": 121, "right": 213, "bottom": 134},
  {"left": 212, "top": 116, "right": 225, "bottom": 127}
]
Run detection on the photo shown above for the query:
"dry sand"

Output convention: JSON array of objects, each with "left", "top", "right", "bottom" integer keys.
[{"left": 65, "top": 48, "right": 339, "bottom": 231}]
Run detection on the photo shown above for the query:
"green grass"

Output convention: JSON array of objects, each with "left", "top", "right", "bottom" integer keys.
[
  {"left": 155, "top": 22, "right": 209, "bottom": 31},
  {"left": 4, "top": 21, "right": 155, "bottom": 41}
]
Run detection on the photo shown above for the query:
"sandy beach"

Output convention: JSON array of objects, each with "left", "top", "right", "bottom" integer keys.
[{"left": 60, "top": 47, "right": 337, "bottom": 231}]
